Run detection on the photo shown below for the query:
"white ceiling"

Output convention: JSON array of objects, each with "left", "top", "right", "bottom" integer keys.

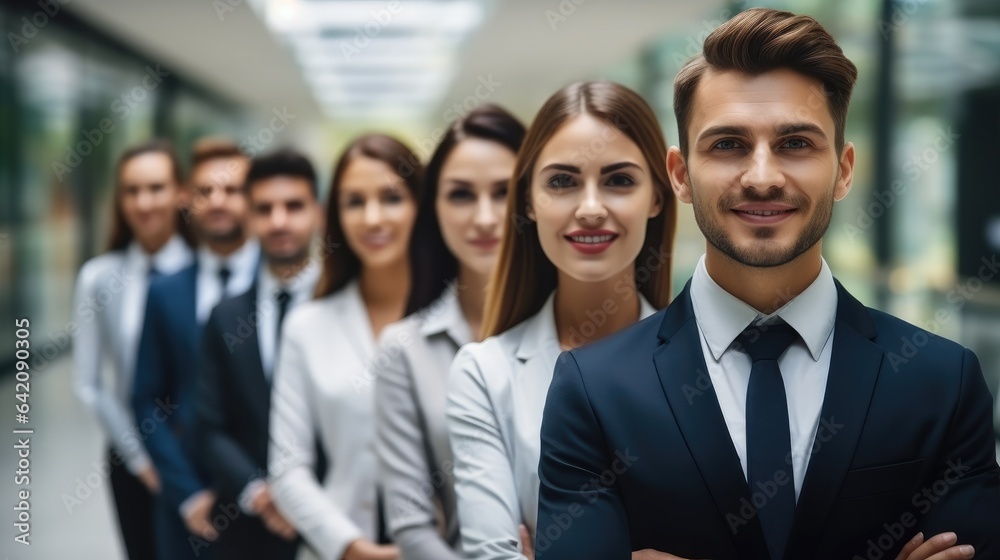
[{"left": 65, "top": 0, "right": 717, "bottom": 128}]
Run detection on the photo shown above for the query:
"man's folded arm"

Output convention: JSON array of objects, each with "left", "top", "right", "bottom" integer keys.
[{"left": 536, "top": 351, "right": 631, "bottom": 560}]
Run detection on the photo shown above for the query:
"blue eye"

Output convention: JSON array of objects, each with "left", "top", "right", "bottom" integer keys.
[
  {"left": 783, "top": 138, "right": 809, "bottom": 149},
  {"left": 547, "top": 173, "right": 575, "bottom": 188},
  {"left": 714, "top": 139, "right": 740, "bottom": 150}
]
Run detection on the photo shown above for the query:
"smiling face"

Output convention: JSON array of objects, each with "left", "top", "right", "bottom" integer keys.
[
  {"left": 118, "top": 152, "right": 183, "bottom": 245},
  {"left": 529, "top": 113, "right": 662, "bottom": 283},
  {"left": 189, "top": 156, "right": 250, "bottom": 244},
  {"left": 338, "top": 156, "right": 417, "bottom": 271},
  {"left": 668, "top": 67, "right": 854, "bottom": 268},
  {"left": 436, "top": 138, "right": 516, "bottom": 278}
]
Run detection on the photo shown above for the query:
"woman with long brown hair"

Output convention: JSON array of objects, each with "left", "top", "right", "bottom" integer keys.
[
  {"left": 374, "top": 105, "right": 526, "bottom": 560},
  {"left": 445, "top": 82, "right": 677, "bottom": 559},
  {"left": 268, "top": 134, "right": 432, "bottom": 560},
  {"left": 72, "top": 139, "right": 195, "bottom": 560}
]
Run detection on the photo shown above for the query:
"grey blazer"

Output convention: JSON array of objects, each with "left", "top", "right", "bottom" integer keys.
[{"left": 375, "top": 287, "right": 472, "bottom": 560}]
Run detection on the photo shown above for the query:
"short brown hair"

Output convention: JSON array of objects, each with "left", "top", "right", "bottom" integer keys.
[
  {"left": 482, "top": 81, "right": 676, "bottom": 338},
  {"left": 673, "top": 8, "right": 858, "bottom": 156},
  {"left": 190, "top": 137, "right": 244, "bottom": 171}
]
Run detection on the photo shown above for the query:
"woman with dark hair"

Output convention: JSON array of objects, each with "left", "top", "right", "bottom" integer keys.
[
  {"left": 445, "top": 82, "right": 678, "bottom": 559},
  {"left": 268, "top": 134, "right": 428, "bottom": 560},
  {"left": 72, "top": 139, "right": 195, "bottom": 560},
  {"left": 374, "top": 105, "right": 526, "bottom": 560}
]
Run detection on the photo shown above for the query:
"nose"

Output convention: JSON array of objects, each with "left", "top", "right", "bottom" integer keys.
[
  {"left": 136, "top": 188, "right": 154, "bottom": 212},
  {"left": 473, "top": 192, "right": 499, "bottom": 231},
  {"left": 270, "top": 205, "right": 288, "bottom": 229},
  {"left": 364, "top": 199, "right": 382, "bottom": 226},
  {"left": 741, "top": 144, "right": 786, "bottom": 192},
  {"left": 574, "top": 180, "right": 608, "bottom": 226}
]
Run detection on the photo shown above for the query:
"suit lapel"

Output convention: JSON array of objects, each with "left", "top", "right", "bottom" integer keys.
[
  {"left": 784, "top": 280, "right": 884, "bottom": 558},
  {"left": 654, "top": 283, "right": 770, "bottom": 557}
]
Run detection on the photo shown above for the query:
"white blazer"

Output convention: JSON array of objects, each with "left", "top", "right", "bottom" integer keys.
[
  {"left": 71, "top": 235, "right": 193, "bottom": 473},
  {"left": 447, "top": 291, "right": 656, "bottom": 560},
  {"left": 374, "top": 286, "right": 471, "bottom": 560},
  {"left": 268, "top": 280, "right": 381, "bottom": 560}
]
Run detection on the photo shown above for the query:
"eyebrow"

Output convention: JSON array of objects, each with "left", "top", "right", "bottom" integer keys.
[
  {"left": 539, "top": 161, "right": 643, "bottom": 175},
  {"left": 698, "top": 123, "right": 828, "bottom": 142}
]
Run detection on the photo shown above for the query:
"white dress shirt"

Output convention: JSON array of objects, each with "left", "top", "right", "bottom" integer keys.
[
  {"left": 689, "top": 254, "right": 838, "bottom": 499},
  {"left": 447, "top": 292, "right": 656, "bottom": 560},
  {"left": 269, "top": 280, "right": 381, "bottom": 560},
  {"left": 195, "top": 239, "right": 259, "bottom": 324},
  {"left": 72, "top": 235, "right": 193, "bottom": 474},
  {"left": 256, "top": 259, "right": 321, "bottom": 378}
]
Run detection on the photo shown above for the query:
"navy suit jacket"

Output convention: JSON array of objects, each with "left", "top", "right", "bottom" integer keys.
[
  {"left": 537, "top": 281, "right": 1000, "bottom": 560},
  {"left": 132, "top": 262, "right": 206, "bottom": 511}
]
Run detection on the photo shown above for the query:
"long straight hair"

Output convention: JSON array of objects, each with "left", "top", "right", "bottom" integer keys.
[
  {"left": 404, "top": 105, "right": 526, "bottom": 316},
  {"left": 107, "top": 139, "right": 196, "bottom": 251},
  {"left": 482, "top": 81, "right": 677, "bottom": 338},
  {"left": 315, "top": 134, "right": 425, "bottom": 300}
]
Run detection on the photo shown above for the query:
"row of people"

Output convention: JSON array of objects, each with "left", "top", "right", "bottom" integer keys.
[{"left": 72, "top": 8, "right": 999, "bottom": 560}]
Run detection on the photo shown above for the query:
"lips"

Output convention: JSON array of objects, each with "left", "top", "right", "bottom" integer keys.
[
  {"left": 361, "top": 233, "right": 393, "bottom": 248},
  {"left": 564, "top": 229, "right": 619, "bottom": 255},
  {"left": 469, "top": 237, "right": 499, "bottom": 250},
  {"left": 731, "top": 204, "right": 797, "bottom": 224}
]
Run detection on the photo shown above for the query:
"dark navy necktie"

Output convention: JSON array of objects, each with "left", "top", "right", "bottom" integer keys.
[
  {"left": 276, "top": 289, "right": 292, "bottom": 342},
  {"left": 218, "top": 265, "right": 232, "bottom": 295},
  {"left": 738, "top": 322, "right": 799, "bottom": 560}
]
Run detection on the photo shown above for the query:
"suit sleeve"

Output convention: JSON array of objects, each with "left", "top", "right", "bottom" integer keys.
[
  {"left": 535, "top": 351, "right": 631, "bottom": 560},
  {"left": 918, "top": 348, "right": 1000, "bottom": 553},
  {"left": 268, "top": 318, "right": 363, "bottom": 560},
  {"left": 131, "top": 281, "right": 205, "bottom": 511},
  {"left": 446, "top": 345, "right": 526, "bottom": 560},
  {"left": 72, "top": 260, "right": 152, "bottom": 474},
  {"left": 196, "top": 306, "right": 262, "bottom": 502},
  {"left": 375, "top": 325, "right": 462, "bottom": 560}
]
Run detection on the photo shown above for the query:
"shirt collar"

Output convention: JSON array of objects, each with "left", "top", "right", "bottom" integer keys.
[
  {"left": 126, "top": 234, "right": 193, "bottom": 275},
  {"left": 690, "top": 254, "right": 837, "bottom": 362},
  {"left": 198, "top": 238, "right": 259, "bottom": 276},
  {"left": 258, "top": 258, "right": 321, "bottom": 301},
  {"left": 515, "top": 290, "right": 658, "bottom": 361},
  {"left": 418, "top": 281, "right": 473, "bottom": 347}
]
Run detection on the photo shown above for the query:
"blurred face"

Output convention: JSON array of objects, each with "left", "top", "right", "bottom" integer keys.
[
  {"left": 338, "top": 156, "right": 417, "bottom": 270},
  {"left": 669, "top": 68, "right": 854, "bottom": 267},
  {"left": 118, "top": 152, "right": 183, "bottom": 244},
  {"left": 528, "top": 114, "right": 661, "bottom": 283},
  {"left": 189, "top": 156, "right": 250, "bottom": 243},
  {"left": 436, "top": 138, "right": 516, "bottom": 277},
  {"left": 248, "top": 176, "right": 321, "bottom": 267}
]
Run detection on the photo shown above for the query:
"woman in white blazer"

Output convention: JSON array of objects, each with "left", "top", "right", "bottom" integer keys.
[
  {"left": 269, "top": 134, "right": 438, "bottom": 560},
  {"left": 72, "top": 140, "right": 195, "bottom": 560},
  {"left": 446, "top": 82, "right": 678, "bottom": 560},
  {"left": 374, "top": 105, "right": 526, "bottom": 560}
]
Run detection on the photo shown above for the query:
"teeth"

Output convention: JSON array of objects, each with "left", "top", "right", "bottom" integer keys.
[
  {"left": 743, "top": 210, "right": 788, "bottom": 216},
  {"left": 569, "top": 235, "right": 614, "bottom": 244}
]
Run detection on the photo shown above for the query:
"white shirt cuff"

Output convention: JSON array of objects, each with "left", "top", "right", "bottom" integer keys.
[
  {"left": 238, "top": 479, "right": 268, "bottom": 515},
  {"left": 123, "top": 452, "right": 151, "bottom": 476},
  {"left": 179, "top": 489, "right": 211, "bottom": 519}
]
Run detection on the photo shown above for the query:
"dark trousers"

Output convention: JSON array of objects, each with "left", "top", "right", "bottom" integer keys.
[
  {"left": 108, "top": 448, "right": 157, "bottom": 560},
  {"left": 152, "top": 495, "right": 215, "bottom": 560},
  {"left": 215, "top": 513, "right": 299, "bottom": 560}
]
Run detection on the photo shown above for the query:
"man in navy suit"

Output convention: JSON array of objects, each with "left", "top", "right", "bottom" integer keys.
[
  {"left": 536, "top": 9, "right": 1000, "bottom": 560},
  {"left": 196, "top": 149, "right": 323, "bottom": 560},
  {"left": 133, "top": 140, "right": 258, "bottom": 560}
]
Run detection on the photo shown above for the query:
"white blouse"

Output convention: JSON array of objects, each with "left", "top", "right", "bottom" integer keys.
[
  {"left": 268, "top": 280, "right": 381, "bottom": 560},
  {"left": 71, "top": 235, "right": 193, "bottom": 474},
  {"left": 447, "top": 292, "right": 655, "bottom": 559}
]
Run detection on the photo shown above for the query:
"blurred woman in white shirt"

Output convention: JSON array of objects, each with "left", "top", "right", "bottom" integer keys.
[
  {"left": 374, "top": 105, "right": 526, "bottom": 560},
  {"left": 72, "top": 139, "right": 195, "bottom": 560},
  {"left": 446, "top": 82, "right": 678, "bottom": 560},
  {"left": 269, "top": 134, "right": 437, "bottom": 560}
]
